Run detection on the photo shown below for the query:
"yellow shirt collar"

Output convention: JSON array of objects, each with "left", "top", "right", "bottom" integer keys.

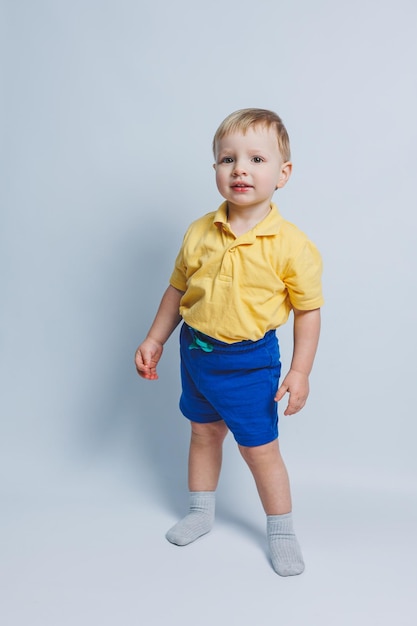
[{"left": 213, "top": 202, "right": 284, "bottom": 236}]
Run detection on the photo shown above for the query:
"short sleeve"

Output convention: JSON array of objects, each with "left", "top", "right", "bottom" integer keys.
[
  {"left": 169, "top": 246, "right": 188, "bottom": 292},
  {"left": 283, "top": 239, "right": 324, "bottom": 310}
]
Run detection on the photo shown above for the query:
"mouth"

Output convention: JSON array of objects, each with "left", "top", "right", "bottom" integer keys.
[{"left": 231, "top": 183, "right": 253, "bottom": 190}]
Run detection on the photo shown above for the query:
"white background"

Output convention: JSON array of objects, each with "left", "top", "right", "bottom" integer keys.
[{"left": 1, "top": 1, "right": 416, "bottom": 624}]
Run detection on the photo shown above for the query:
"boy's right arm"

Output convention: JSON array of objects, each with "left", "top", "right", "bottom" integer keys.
[{"left": 135, "top": 285, "right": 184, "bottom": 380}]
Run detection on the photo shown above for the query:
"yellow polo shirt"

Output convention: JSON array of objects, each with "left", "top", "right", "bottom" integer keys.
[{"left": 170, "top": 202, "right": 324, "bottom": 343}]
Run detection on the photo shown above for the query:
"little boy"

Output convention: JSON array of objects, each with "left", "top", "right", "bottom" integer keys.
[{"left": 135, "top": 108, "right": 323, "bottom": 576}]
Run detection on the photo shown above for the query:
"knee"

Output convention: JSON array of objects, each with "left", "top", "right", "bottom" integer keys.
[
  {"left": 239, "top": 440, "right": 279, "bottom": 467},
  {"left": 239, "top": 444, "right": 260, "bottom": 468},
  {"left": 191, "top": 421, "right": 228, "bottom": 447}
]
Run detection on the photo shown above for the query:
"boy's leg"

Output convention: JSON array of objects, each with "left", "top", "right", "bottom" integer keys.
[
  {"left": 239, "top": 439, "right": 291, "bottom": 514},
  {"left": 166, "top": 420, "right": 228, "bottom": 546},
  {"left": 239, "top": 439, "right": 305, "bottom": 576},
  {"left": 188, "top": 420, "right": 229, "bottom": 491}
]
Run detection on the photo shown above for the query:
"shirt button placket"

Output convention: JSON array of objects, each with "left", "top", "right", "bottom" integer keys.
[{"left": 219, "top": 245, "right": 235, "bottom": 280}]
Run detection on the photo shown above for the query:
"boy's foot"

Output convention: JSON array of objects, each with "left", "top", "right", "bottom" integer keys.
[
  {"left": 166, "top": 491, "right": 215, "bottom": 546},
  {"left": 267, "top": 513, "right": 305, "bottom": 576}
]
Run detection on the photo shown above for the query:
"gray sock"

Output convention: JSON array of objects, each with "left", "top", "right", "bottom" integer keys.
[
  {"left": 267, "top": 513, "right": 305, "bottom": 576},
  {"left": 166, "top": 491, "right": 215, "bottom": 546}
]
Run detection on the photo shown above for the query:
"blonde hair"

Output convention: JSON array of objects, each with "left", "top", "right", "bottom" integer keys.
[{"left": 212, "top": 108, "right": 291, "bottom": 162}]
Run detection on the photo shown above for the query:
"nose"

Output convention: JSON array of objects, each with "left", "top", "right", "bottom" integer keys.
[{"left": 232, "top": 160, "right": 247, "bottom": 176}]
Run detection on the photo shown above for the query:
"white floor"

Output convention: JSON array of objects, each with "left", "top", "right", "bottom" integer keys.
[{"left": 2, "top": 464, "right": 416, "bottom": 626}]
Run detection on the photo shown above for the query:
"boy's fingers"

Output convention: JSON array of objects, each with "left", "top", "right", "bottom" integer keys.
[
  {"left": 276, "top": 383, "right": 306, "bottom": 415},
  {"left": 284, "top": 395, "right": 306, "bottom": 416},
  {"left": 135, "top": 356, "right": 146, "bottom": 373},
  {"left": 135, "top": 348, "right": 152, "bottom": 367},
  {"left": 135, "top": 351, "right": 159, "bottom": 380},
  {"left": 284, "top": 400, "right": 295, "bottom": 416},
  {"left": 137, "top": 363, "right": 158, "bottom": 380},
  {"left": 135, "top": 352, "right": 150, "bottom": 373},
  {"left": 275, "top": 383, "right": 288, "bottom": 402}
]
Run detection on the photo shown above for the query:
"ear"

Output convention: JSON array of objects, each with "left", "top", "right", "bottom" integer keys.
[
  {"left": 213, "top": 163, "right": 217, "bottom": 170},
  {"left": 276, "top": 161, "right": 292, "bottom": 189}
]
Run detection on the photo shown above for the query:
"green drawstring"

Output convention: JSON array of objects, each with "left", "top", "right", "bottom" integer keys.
[{"left": 188, "top": 333, "right": 214, "bottom": 353}]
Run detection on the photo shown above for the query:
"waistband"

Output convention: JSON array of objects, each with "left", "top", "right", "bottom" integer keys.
[{"left": 184, "top": 324, "right": 277, "bottom": 353}]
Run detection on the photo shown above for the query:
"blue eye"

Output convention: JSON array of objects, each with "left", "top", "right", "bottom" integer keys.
[
  {"left": 221, "top": 157, "right": 233, "bottom": 163},
  {"left": 252, "top": 156, "right": 264, "bottom": 163}
]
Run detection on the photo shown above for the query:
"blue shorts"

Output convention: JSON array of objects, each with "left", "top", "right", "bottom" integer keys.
[{"left": 179, "top": 324, "right": 281, "bottom": 447}]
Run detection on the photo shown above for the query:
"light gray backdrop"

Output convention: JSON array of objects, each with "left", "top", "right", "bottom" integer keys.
[{"left": 2, "top": 1, "right": 416, "bottom": 625}]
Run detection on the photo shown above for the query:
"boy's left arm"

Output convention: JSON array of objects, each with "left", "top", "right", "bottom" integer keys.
[{"left": 275, "top": 308, "right": 321, "bottom": 416}]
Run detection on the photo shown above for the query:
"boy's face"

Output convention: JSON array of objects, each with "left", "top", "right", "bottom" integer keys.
[{"left": 213, "top": 124, "right": 291, "bottom": 213}]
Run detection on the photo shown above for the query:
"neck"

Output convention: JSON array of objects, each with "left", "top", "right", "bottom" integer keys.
[{"left": 227, "top": 203, "right": 272, "bottom": 235}]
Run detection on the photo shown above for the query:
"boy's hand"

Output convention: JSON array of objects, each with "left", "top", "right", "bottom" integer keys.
[
  {"left": 135, "top": 338, "right": 163, "bottom": 380},
  {"left": 275, "top": 369, "right": 309, "bottom": 416}
]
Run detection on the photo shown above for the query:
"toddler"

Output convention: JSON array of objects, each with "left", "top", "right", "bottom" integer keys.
[{"left": 135, "top": 108, "right": 323, "bottom": 576}]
